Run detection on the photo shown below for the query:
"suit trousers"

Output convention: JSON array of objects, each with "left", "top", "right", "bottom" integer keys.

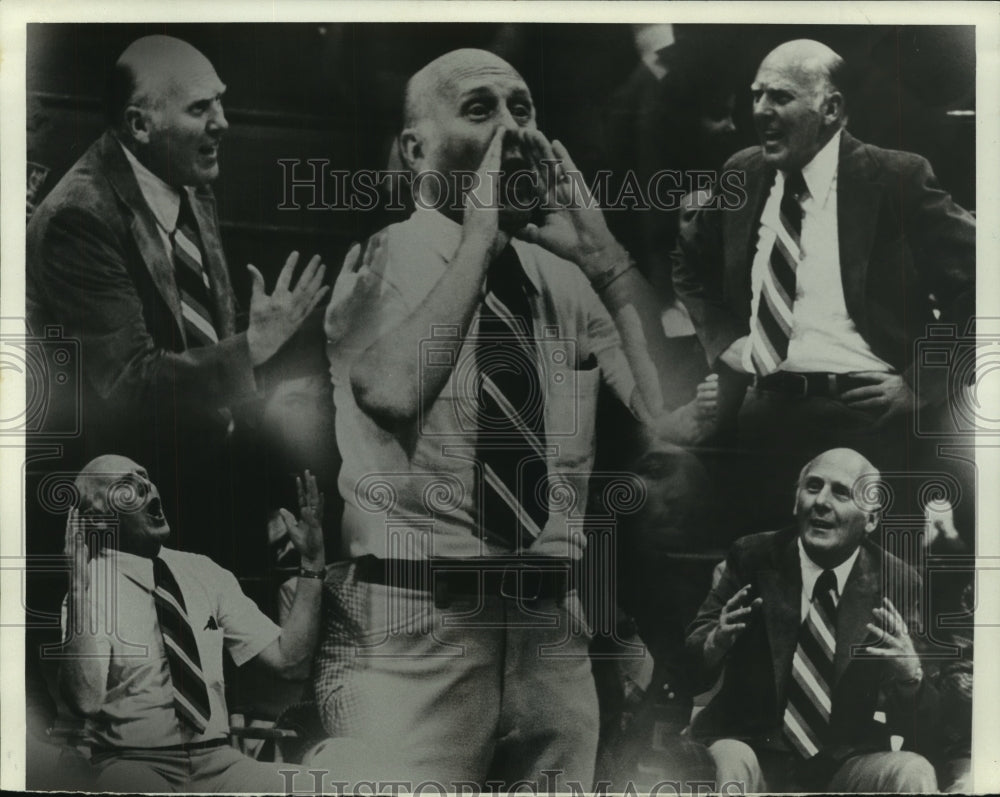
[
  {"left": 707, "top": 739, "right": 938, "bottom": 793},
  {"left": 306, "top": 579, "right": 599, "bottom": 791}
]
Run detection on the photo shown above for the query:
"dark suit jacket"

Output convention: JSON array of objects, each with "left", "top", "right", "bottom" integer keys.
[
  {"left": 672, "top": 131, "right": 975, "bottom": 407},
  {"left": 685, "top": 527, "right": 939, "bottom": 762},
  {"left": 26, "top": 130, "right": 257, "bottom": 462}
]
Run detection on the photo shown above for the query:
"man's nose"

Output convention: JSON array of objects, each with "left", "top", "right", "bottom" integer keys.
[
  {"left": 208, "top": 100, "right": 229, "bottom": 133},
  {"left": 813, "top": 485, "right": 833, "bottom": 509}
]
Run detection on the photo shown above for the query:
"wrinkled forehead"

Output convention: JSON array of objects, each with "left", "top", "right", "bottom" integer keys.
[
  {"left": 137, "top": 51, "right": 224, "bottom": 105},
  {"left": 418, "top": 52, "right": 530, "bottom": 111},
  {"left": 753, "top": 56, "right": 825, "bottom": 96},
  {"left": 75, "top": 456, "right": 142, "bottom": 508}
]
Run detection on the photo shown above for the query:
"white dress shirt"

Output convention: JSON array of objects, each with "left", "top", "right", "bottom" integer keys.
[
  {"left": 119, "top": 142, "right": 190, "bottom": 255},
  {"left": 325, "top": 208, "right": 639, "bottom": 561},
  {"left": 797, "top": 537, "right": 860, "bottom": 621},
  {"left": 742, "top": 130, "right": 894, "bottom": 375}
]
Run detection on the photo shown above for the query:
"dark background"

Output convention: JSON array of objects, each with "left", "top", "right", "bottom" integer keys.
[{"left": 27, "top": 22, "right": 976, "bottom": 304}]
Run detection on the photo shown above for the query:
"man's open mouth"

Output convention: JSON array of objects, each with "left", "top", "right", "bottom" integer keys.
[
  {"left": 147, "top": 497, "right": 166, "bottom": 524},
  {"left": 199, "top": 141, "right": 220, "bottom": 157},
  {"left": 809, "top": 517, "right": 834, "bottom": 530}
]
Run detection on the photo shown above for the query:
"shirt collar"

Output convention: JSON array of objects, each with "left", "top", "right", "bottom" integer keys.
[
  {"left": 119, "top": 141, "right": 184, "bottom": 234},
  {"left": 797, "top": 535, "right": 859, "bottom": 601},
  {"left": 791, "top": 128, "right": 841, "bottom": 209},
  {"left": 411, "top": 207, "right": 543, "bottom": 294},
  {"left": 98, "top": 546, "right": 175, "bottom": 591}
]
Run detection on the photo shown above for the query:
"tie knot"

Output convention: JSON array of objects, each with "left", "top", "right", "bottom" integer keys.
[
  {"left": 784, "top": 170, "right": 807, "bottom": 202},
  {"left": 814, "top": 569, "right": 837, "bottom": 601},
  {"left": 486, "top": 246, "right": 528, "bottom": 298}
]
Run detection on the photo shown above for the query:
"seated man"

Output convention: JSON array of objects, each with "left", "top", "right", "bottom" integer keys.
[
  {"left": 684, "top": 447, "right": 939, "bottom": 793},
  {"left": 58, "top": 454, "right": 358, "bottom": 792}
]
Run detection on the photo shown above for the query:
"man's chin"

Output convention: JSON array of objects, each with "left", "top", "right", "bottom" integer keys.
[{"left": 498, "top": 205, "right": 535, "bottom": 236}]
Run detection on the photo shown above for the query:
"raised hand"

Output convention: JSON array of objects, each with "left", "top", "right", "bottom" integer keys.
[
  {"left": 461, "top": 126, "right": 509, "bottom": 258},
  {"left": 707, "top": 584, "right": 763, "bottom": 659},
  {"left": 64, "top": 507, "right": 92, "bottom": 635},
  {"left": 246, "top": 252, "right": 329, "bottom": 366},
  {"left": 516, "top": 131, "right": 625, "bottom": 278},
  {"left": 864, "top": 597, "right": 923, "bottom": 684},
  {"left": 278, "top": 470, "right": 325, "bottom": 571}
]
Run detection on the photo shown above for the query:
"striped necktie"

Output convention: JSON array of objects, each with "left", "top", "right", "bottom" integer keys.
[
  {"left": 475, "top": 246, "right": 549, "bottom": 550},
  {"left": 783, "top": 568, "right": 838, "bottom": 758},
  {"left": 152, "top": 557, "right": 212, "bottom": 733},
  {"left": 171, "top": 195, "right": 220, "bottom": 348},
  {"left": 750, "top": 170, "right": 807, "bottom": 375}
]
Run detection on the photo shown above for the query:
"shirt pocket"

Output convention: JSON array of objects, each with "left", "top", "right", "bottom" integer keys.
[
  {"left": 193, "top": 617, "right": 226, "bottom": 690},
  {"left": 546, "top": 365, "right": 599, "bottom": 468}
]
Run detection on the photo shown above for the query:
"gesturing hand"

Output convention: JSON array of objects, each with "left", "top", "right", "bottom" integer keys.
[
  {"left": 278, "top": 470, "right": 325, "bottom": 571},
  {"left": 864, "top": 597, "right": 923, "bottom": 684},
  {"left": 246, "top": 252, "right": 329, "bottom": 366},
  {"left": 461, "top": 126, "right": 510, "bottom": 259},
  {"left": 516, "top": 131, "right": 625, "bottom": 279},
  {"left": 708, "top": 585, "right": 763, "bottom": 659},
  {"left": 64, "top": 508, "right": 92, "bottom": 635}
]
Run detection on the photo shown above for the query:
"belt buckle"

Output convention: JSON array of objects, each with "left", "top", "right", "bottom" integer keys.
[
  {"left": 787, "top": 372, "right": 809, "bottom": 398},
  {"left": 500, "top": 565, "right": 544, "bottom": 601}
]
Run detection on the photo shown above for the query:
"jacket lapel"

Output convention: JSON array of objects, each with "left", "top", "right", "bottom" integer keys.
[
  {"left": 760, "top": 531, "right": 802, "bottom": 704},
  {"left": 836, "top": 132, "right": 881, "bottom": 340},
  {"left": 833, "top": 542, "right": 880, "bottom": 684},
  {"left": 724, "top": 160, "right": 772, "bottom": 315},
  {"left": 188, "top": 189, "right": 236, "bottom": 338},
  {"left": 99, "top": 132, "right": 187, "bottom": 343}
]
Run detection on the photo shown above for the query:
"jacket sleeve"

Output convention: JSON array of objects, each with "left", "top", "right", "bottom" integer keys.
[
  {"left": 684, "top": 547, "right": 747, "bottom": 695},
  {"left": 898, "top": 154, "right": 976, "bottom": 406},
  {"left": 31, "top": 204, "right": 258, "bottom": 414}
]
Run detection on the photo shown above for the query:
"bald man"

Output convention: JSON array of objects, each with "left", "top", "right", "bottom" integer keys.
[
  {"left": 685, "top": 448, "right": 940, "bottom": 792},
  {"left": 317, "top": 48, "right": 715, "bottom": 789},
  {"left": 672, "top": 40, "right": 975, "bottom": 532},
  {"left": 26, "top": 35, "right": 328, "bottom": 563},
  {"left": 56, "top": 455, "right": 357, "bottom": 791}
]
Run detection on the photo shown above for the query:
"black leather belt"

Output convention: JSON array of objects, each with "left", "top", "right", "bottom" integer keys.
[
  {"left": 93, "top": 737, "right": 229, "bottom": 754},
  {"left": 754, "top": 371, "right": 873, "bottom": 399},
  {"left": 360, "top": 556, "right": 573, "bottom": 603}
]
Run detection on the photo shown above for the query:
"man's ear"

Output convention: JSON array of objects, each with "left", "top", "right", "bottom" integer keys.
[
  {"left": 123, "top": 104, "right": 152, "bottom": 145},
  {"left": 822, "top": 91, "right": 845, "bottom": 127},
  {"left": 864, "top": 509, "right": 880, "bottom": 534},
  {"left": 398, "top": 128, "right": 424, "bottom": 172}
]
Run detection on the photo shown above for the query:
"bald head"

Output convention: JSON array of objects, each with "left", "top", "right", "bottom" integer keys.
[
  {"left": 759, "top": 39, "right": 845, "bottom": 96},
  {"left": 403, "top": 48, "right": 526, "bottom": 130},
  {"left": 75, "top": 454, "right": 170, "bottom": 557},
  {"left": 109, "top": 36, "right": 214, "bottom": 124},
  {"left": 752, "top": 39, "right": 847, "bottom": 171},
  {"left": 798, "top": 448, "right": 879, "bottom": 492}
]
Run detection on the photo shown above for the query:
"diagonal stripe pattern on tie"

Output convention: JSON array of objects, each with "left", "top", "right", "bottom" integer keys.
[
  {"left": 171, "top": 195, "right": 219, "bottom": 347},
  {"left": 153, "top": 557, "right": 212, "bottom": 733},
  {"left": 750, "top": 170, "right": 807, "bottom": 375},
  {"left": 783, "top": 568, "right": 839, "bottom": 758},
  {"left": 475, "top": 246, "right": 549, "bottom": 550}
]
